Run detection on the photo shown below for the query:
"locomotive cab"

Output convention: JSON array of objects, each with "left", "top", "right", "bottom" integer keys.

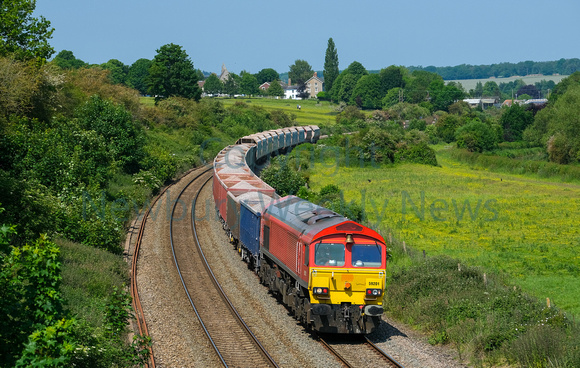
[{"left": 307, "top": 233, "right": 386, "bottom": 334}]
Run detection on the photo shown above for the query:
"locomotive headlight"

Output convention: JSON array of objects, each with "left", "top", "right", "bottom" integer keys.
[
  {"left": 366, "top": 288, "right": 382, "bottom": 297},
  {"left": 313, "top": 287, "right": 329, "bottom": 296}
]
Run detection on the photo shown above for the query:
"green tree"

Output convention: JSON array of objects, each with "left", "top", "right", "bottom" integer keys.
[
  {"left": 344, "top": 61, "right": 368, "bottom": 80},
  {"left": 350, "top": 74, "right": 382, "bottom": 109},
  {"left": 471, "top": 81, "right": 483, "bottom": 97},
  {"left": 52, "top": 50, "right": 86, "bottom": 69},
  {"left": 203, "top": 73, "right": 222, "bottom": 96},
  {"left": 267, "top": 79, "right": 284, "bottom": 97},
  {"left": 323, "top": 37, "right": 339, "bottom": 92},
  {"left": 455, "top": 119, "right": 498, "bottom": 152},
  {"left": 126, "top": 58, "right": 151, "bottom": 95},
  {"left": 288, "top": 59, "right": 313, "bottom": 98},
  {"left": 429, "top": 79, "right": 465, "bottom": 112},
  {"left": 223, "top": 73, "right": 240, "bottom": 97},
  {"left": 101, "top": 59, "right": 128, "bottom": 85},
  {"left": 255, "top": 68, "right": 279, "bottom": 84},
  {"left": 379, "top": 65, "right": 406, "bottom": 94},
  {"left": 148, "top": 43, "right": 202, "bottom": 102},
  {"left": 382, "top": 87, "right": 402, "bottom": 108},
  {"left": 436, "top": 113, "right": 462, "bottom": 143},
  {"left": 500, "top": 103, "right": 533, "bottom": 141},
  {"left": 405, "top": 70, "right": 439, "bottom": 104},
  {"left": 0, "top": 0, "right": 54, "bottom": 61},
  {"left": 482, "top": 81, "right": 500, "bottom": 97},
  {"left": 260, "top": 156, "right": 306, "bottom": 196},
  {"left": 239, "top": 72, "right": 259, "bottom": 96},
  {"left": 525, "top": 84, "right": 580, "bottom": 163}
]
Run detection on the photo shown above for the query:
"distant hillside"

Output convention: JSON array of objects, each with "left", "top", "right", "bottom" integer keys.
[
  {"left": 279, "top": 58, "right": 580, "bottom": 83},
  {"left": 407, "top": 58, "right": 580, "bottom": 80}
]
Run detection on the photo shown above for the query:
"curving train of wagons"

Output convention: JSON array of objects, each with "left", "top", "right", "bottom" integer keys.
[{"left": 212, "top": 125, "right": 387, "bottom": 334}]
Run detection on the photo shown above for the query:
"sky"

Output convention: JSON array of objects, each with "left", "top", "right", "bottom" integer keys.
[{"left": 35, "top": 0, "right": 580, "bottom": 75}]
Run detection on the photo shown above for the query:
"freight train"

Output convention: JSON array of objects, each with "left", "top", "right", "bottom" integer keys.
[{"left": 212, "top": 125, "right": 387, "bottom": 334}]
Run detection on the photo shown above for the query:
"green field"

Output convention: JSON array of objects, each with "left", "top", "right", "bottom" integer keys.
[
  {"left": 217, "top": 97, "right": 338, "bottom": 126},
  {"left": 309, "top": 145, "right": 580, "bottom": 316}
]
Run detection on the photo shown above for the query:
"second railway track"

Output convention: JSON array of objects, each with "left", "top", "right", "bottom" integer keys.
[
  {"left": 170, "top": 169, "right": 278, "bottom": 368},
  {"left": 318, "top": 334, "right": 405, "bottom": 368}
]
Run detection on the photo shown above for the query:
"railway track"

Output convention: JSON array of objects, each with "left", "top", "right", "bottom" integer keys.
[
  {"left": 169, "top": 170, "right": 278, "bottom": 368},
  {"left": 318, "top": 334, "right": 405, "bottom": 368}
]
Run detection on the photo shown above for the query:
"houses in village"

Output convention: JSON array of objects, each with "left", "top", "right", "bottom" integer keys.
[{"left": 200, "top": 64, "right": 324, "bottom": 99}]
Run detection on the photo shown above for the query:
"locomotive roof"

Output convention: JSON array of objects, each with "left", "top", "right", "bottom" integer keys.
[
  {"left": 264, "top": 195, "right": 385, "bottom": 244},
  {"left": 265, "top": 195, "right": 346, "bottom": 237}
]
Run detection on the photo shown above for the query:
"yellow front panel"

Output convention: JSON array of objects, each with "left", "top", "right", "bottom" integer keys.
[{"left": 309, "top": 268, "right": 385, "bottom": 305}]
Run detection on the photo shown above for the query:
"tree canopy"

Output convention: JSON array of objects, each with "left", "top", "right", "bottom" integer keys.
[
  {"left": 0, "top": 0, "right": 54, "bottom": 61},
  {"left": 148, "top": 43, "right": 201, "bottom": 102},
  {"left": 52, "top": 50, "right": 87, "bottom": 69},
  {"left": 203, "top": 73, "right": 223, "bottom": 96},
  {"left": 126, "top": 58, "right": 152, "bottom": 95},
  {"left": 255, "top": 68, "right": 279, "bottom": 84},
  {"left": 288, "top": 59, "right": 313, "bottom": 98}
]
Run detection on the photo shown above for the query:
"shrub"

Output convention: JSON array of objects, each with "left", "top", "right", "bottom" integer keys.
[{"left": 455, "top": 120, "right": 498, "bottom": 152}]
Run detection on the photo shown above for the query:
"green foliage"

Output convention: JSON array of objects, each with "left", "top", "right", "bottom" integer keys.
[
  {"left": 323, "top": 38, "right": 339, "bottom": 93},
  {"left": 548, "top": 71, "right": 580, "bottom": 105},
  {"left": 409, "top": 119, "right": 427, "bottom": 131},
  {"left": 148, "top": 43, "right": 202, "bottom": 102},
  {"left": 429, "top": 79, "right": 465, "bottom": 112},
  {"left": 16, "top": 318, "right": 76, "bottom": 368},
  {"left": 126, "top": 58, "right": 151, "bottom": 95},
  {"left": 77, "top": 95, "right": 146, "bottom": 173},
  {"left": 525, "top": 83, "right": 580, "bottom": 164},
  {"left": 255, "top": 68, "right": 279, "bottom": 84},
  {"left": 385, "top": 255, "right": 574, "bottom": 366},
  {"left": 0, "top": 235, "right": 67, "bottom": 366},
  {"left": 405, "top": 70, "right": 440, "bottom": 104},
  {"left": 379, "top": 65, "right": 406, "bottom": 94},
  {"left": 289, "top": 59, "right": 313, "bottom": 98},
  {"left": 387, "top": 102, "right": 430, "bottom": 121},
  {"left": 335, "top": 105, "right": 365, "bottom": 127},
  {"left": 398, "top": 141, "right": 438, "bottom": 166},
  {"left": 0, "top": 0, "right": 55, "bottom": 61},
  {"left": 350, "top": 74, "right": 382, "bottom": 109},
  {"left": 100, "top": 59, "right": 128, "bottom": 85},
  {"left": 52, "top": 50, "right": 87, "bottom": 69},
  {"left": 288, "top": 59, "right": 313, "bottom": 86},
  {"left": 267, "top": 79, "right": 284, "bottom": 97},
  {"left": 455, "top": 119, "right": 498, "bottom": 152},
  {"left": 436, "top": 113, "right": 462, "bottom": 143},
  {"left": 382, "top": 87, "right": 401, "bottom": 109},
  {"left": 239, "top": 72, "right": 259, "bottom": 96},
  {"left": 223, "top": 73, "right": 239, "bottom": 96},
  {"left": 203, "top": 73, "right": 223, "bottom": 95},
  {"left": 482, "top": 80, "right": 500, "bottom": 97},
  {"left": 500, "top": 103, "right": 534, "bottom": 142},
  {"left": 260, "top": 155, "right": 307, "bottom": 196}
]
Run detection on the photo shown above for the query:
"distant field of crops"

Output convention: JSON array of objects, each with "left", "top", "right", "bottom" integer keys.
[
  {"left": 308, "top": 145, "right": 580, "bottom": 317},
  {"left": 448, "top": 75, "right": 568, "bottom": 92}
]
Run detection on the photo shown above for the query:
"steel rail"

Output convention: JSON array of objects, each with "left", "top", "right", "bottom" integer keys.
[
  {"left": 130, "top": 181, "right": 174, "bottom": 368},
  {"left": 170, "top": 170, "right": 278, "bottom": 367},
  {"left": 364, "top": 336, "right": 405, "bottom": 368}
]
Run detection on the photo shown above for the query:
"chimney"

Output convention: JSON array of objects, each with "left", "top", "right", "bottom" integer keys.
[
  {"left": 288, "top": 78, "right": 291, "bottom": 86},
  {"left": 314, "top": 72, "right": 317, "bottom": 77}
]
